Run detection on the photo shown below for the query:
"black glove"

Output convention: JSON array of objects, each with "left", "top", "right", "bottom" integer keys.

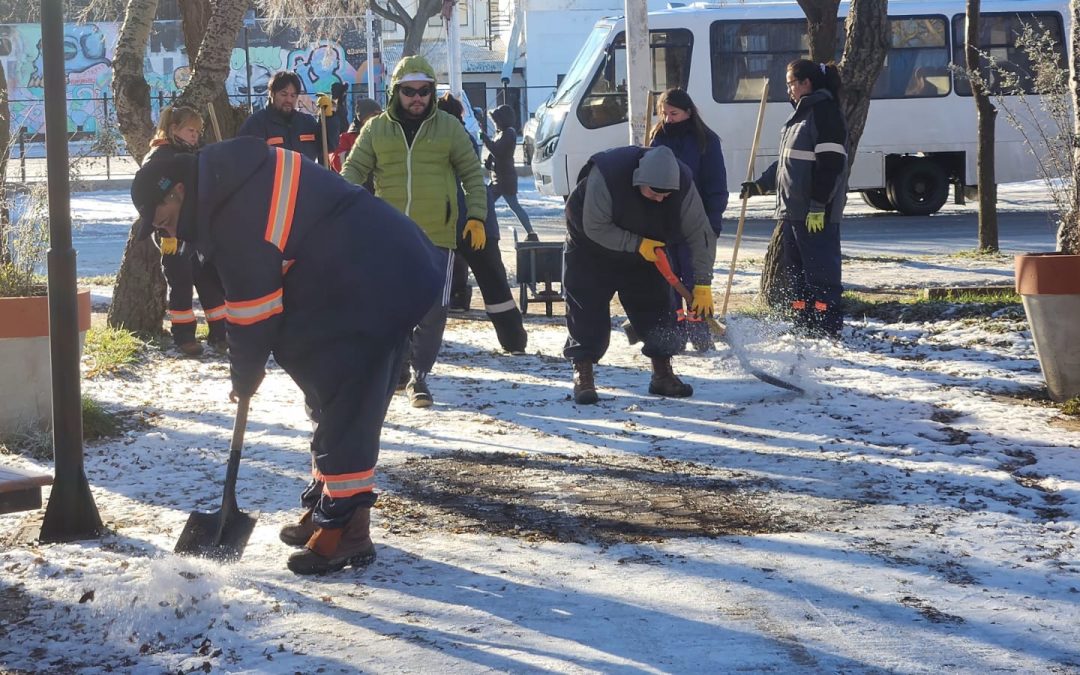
[{"left": 740, "top": 181, "right": 764, "bottom": 199}]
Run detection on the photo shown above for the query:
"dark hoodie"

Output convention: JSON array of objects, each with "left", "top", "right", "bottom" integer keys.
[
  {"left": 482, "top": 105, "right": 519, "bottom": 194},
  {"left": 180, "top": 137, "right": 444, "bottom": 396}
]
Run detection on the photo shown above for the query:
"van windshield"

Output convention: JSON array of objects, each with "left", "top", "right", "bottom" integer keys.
[{"left": 550, "top": 23, "right": 614, "bottom": 106}]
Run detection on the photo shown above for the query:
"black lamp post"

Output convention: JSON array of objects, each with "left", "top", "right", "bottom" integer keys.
[{"left": 38, "top": 0, "right": 102, "bottom": 541}]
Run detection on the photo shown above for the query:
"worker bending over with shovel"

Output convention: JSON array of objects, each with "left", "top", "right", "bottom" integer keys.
[
  {"left": 131, "top": 137, "right": 444, "bottom": 574},
  {"left": 563, "top": 145, "right": 716, "bottom": 404}
]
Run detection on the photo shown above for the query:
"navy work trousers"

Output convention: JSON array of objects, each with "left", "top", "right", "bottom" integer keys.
[
  {"left": 778, "top": 217, "right": 843, "bottom": 334},
  {"left": 563, "top": 238, "right": 682, "bottom": 363},
  {"left": 162, "top": 248, "right": 226, "bottom": 343}
]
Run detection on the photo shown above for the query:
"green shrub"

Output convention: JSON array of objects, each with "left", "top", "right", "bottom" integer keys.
[{"left": 84, "top": 326, "right": 144, "bottom": 378}]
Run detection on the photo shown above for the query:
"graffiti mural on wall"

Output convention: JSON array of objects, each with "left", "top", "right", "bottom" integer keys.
[{"left": 0, "top": 19, "right": 384, "bottom": 141}]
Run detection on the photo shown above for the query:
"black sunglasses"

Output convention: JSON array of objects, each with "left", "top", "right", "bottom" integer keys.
[{"left": 401, "top": 85, "right": 432, "bottom": 98}]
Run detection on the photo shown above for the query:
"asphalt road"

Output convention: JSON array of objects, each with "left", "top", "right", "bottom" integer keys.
[{"left": 522, "top": 196, "right": 1060, "bottom": 259}]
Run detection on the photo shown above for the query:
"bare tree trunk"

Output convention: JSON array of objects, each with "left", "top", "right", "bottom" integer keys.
[
  {"left": 109, "top": 0, "right": 246, "bottom": 333},
  {"left": 112, "top": 0, "right": 158, "bottom": 166},
  {"left": 402, "top": 0, "right": 442, "bottom": 56},
  {"left": 0, "top": 60, "right": 11, "bottom": 264},
  {"left": 966, "top": 0, "right": 999, "bottom": 252},
  {"left": 761, "top": 0, "right": 890, "bottom": 308},
  {"left": 109, "top": 0, "right": 166, "bottom": 333},
  {"left": 176, "top": 0, "right": 247, "bottom": 137},
  {"left": 798, "top": 0, "right": 841, "bottom": 62},
  {"left": 1062, "top": 0, "right": 1080, "bottom": 254}
]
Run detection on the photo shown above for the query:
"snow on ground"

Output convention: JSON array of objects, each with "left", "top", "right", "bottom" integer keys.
[{"left": 2, "top": 183, "right": 1079, "bottom": 673}]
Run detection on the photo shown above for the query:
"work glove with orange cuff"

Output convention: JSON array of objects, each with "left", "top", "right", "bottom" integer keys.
[
  {"left": 638, "top": 237, "right": 664, "bottom": 262},
  {"left": 463, "top": 218, "right": 487, "bottom": 250},
  {"left": 691, "top": 285, "right": 714, "bottom": 317},
  {"left": 316, "top": 93, "right": 334, "bottom": 117}
]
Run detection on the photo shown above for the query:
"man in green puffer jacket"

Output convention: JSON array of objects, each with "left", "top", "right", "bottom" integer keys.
[{"left": 341, "top": 55, "right": 488, "bottom": 408}]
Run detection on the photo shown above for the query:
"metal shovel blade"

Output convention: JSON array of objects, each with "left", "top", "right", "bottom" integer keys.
[{"left": 174, "top": 397, "right": 259, "bottom": 560}]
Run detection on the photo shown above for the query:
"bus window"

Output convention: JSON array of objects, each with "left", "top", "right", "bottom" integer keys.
[
  {"left": 951, "top": 11, "right": 1066, "bottom": 96},
  {"left": 871, "top": 16, "right": 950, "bottom": 99},
  {"left": 710, "top": 19, "right": 843, "bottom": 103},
  {"left": 576, "top": 29, "right": 693, "bottom": 130}
]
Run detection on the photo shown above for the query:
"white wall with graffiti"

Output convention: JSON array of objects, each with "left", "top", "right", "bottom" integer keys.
[{"left": 0, "top": 18, "right": 384, "bottom": 151}]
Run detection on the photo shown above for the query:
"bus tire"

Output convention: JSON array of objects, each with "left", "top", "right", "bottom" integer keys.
[
  {"left": 887, "top": 159, "right": 949, "bottom": 216},
  {"left": 860, "top": 189, "right": 895, "bottom": 211}
]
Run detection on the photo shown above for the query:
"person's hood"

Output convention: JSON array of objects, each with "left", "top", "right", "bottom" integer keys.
[
  {"left": 490, "top": 104, "right": 515, "bottom": 131},
  {"left": 388, "top": 55, "right": 438, "bottom": 121},
  {"left": 632, "top": 145, "right": 680, "bottom": 191},
  {"left": 189, "top": 136, "right": 276, "bottom": 260}
]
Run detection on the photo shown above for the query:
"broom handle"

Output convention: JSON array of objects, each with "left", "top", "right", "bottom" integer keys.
[
  {"left": 719, "top": 78, "right": 769, "bottom": 319},
  {"left": 207, "top": 101, "right": 223, "bottom": 142}
]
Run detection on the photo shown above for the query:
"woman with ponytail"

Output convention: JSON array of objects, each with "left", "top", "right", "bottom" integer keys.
[
  {"left": 142, "top": 106, "right": 227, "bottom": 356},
  {"left": 648, "top": 87, "right": 728, "bottom": 352},
  {"left": 740, "top": 59, "right": 848, "bottom": 338}
]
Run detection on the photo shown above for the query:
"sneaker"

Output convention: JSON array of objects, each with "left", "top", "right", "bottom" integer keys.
[
  {"left": 177, "top": 341, "right": 204, "bottom": 356},
  {"left": 407, "top": 377, "right": 433, "bottom": 408}
]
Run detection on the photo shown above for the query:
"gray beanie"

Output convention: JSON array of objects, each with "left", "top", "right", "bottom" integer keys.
[{"left": 632, "top": 145, "right": 680, "bottom": 191}]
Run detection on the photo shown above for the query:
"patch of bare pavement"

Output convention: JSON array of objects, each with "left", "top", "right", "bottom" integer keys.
[{"left": 379, "top": 450, "right": 822, "bottom": 543}]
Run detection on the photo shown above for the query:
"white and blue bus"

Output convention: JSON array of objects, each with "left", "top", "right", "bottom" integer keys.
[{"left": 527, "top": 0, "right": 1067, "bottom": 215}]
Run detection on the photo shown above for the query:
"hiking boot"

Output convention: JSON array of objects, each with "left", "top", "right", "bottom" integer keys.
[
  {"left": 573, "top": 360, "right": 599, "bottom": 404},
  {"left": 177, "top": 341, "right": 204, "bottom": 356},
  {"left": 207, "top": 336, "right": 229, "bottom": 353},
  {"left": 279, "top": 508, "right": 317, "bottom": 547},
  {"left": 286, "top": 507, "right": 376, "bottom": 575},
  {"left": 648, "top": 357, "right": 693, "bottom": 397},
  {"left": 622, "top": 319, "right": 641, "bottom": 346},
  {"left": 407, "top": 376, "right": 433, "bottom": 408},
  {"left": 449, "top": 285, "right": 472, "bottom": 313}
]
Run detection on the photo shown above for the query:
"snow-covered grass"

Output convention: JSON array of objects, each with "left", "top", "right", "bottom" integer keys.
[{"left": 1, "top": 183, "right": 1077, "bottom": 673}]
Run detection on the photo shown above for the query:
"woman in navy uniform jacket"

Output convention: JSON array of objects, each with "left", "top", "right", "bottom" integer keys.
[
  {"left": 130, "top": 137, "right": 444, "bottom": 575},
  {"left": 648, "top": 88, "right": 728, "bottom": 352}
]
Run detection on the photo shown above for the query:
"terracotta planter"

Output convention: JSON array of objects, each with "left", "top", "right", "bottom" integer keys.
[
  {"left": 0, "top": 290, "right": 91, "bottom": 431},
  {"left": 1015, "top": 253, "right": 1080, "bottom": 402}
]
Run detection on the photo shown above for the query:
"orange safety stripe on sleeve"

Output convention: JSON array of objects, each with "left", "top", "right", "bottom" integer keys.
[
  {"left": 814, "top": 301, "right": 829, "bottom": 312},
  {"left": 225, "top": 288, "right": 283, "bottom": 325},
  {"left": 791, "top": 300, "right": 807, "bottom": 310},
  {"left": 169, "top": 308, "right": 197, "bottom": 324},
  {"left": 266, "top": 137, "right": 284, "bottom": 146},
  {"left": 299, "top": 133, "right": 316, "bottom": 142},
  {"left": 282, "top": 259, "right": 296, "bottom": 275},
  {"left": 314, "top": 468, "right": 376, "bottom": 498},
  {"left": 264, "top": 148, "right": 301, "bottom": 252},
  {"left": 204, "top": 304, "right": 227, "bottom": 321}
]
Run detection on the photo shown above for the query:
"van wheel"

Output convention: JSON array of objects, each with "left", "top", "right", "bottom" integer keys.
[
  {"left": 887, "top": 159, "right": 949, "bottom": 216},
  {"left": 860, "top": 189, "right": 895, "bottom": 211}
]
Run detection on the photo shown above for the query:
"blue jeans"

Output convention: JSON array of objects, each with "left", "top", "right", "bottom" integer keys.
[{"left": 488, "top": 184, "right": 534, "bottom": 234}]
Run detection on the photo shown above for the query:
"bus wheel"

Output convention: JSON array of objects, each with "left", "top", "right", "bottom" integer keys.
[
  {"left": 860, "top": 189, "right": 895, "bottom": 211},
  {"left": 887, "top": 159, "right": 949, "bottom": 216}
]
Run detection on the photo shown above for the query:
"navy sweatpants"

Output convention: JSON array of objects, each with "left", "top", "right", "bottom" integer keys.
[
  {"left": 778, "top": 217, "right": 843, "bottom": 334},
  {"left": 563, "top": 239, "right": 682, "bottom": 363},
  {"left": 162, "top": 248, "right": 226, "bottom": 343},
  {"left": 277, "top": 333, "right": 409, "bottom": 529}
]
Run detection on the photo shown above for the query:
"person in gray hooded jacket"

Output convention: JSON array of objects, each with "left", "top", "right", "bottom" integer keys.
[
  {"left": 563, "top": 145, "right": 716, "bottom": 404},
  {"left": 742, "top": 59, "right": 849, "bottom": 337}
]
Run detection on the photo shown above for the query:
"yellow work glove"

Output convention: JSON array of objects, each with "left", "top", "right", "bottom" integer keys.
[
  {"left": 638, "top": 237, "right": 664, "bottom": 262},
  {"left": 691, "top": 285, "right": 714, "bottom": 318},
  {"left": 159, "top": 237, "right": 178, "bottom": 255},
  {"left": 806, "top": 209, "right": 825, "bottom": 234},
  {"left": 463, "top": 218, "right": 486, "bottom": 250},
  {"left": 316, "top": 93, "right": 334, "bottom": 117}
]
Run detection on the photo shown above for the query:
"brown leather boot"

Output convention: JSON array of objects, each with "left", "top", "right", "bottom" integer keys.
[
  {"left": 573, "top": 360, "right": 599, "bottom": 404},
  {"left": 649, "top": 357, "right": 693, "bottom": 397},
  {"left": 278, "top": 508, "right": 317, "bottom": 547},
  {"left": 286, "top": 507, "right": 376, "bottom": 575},
  {"left": 177, "top": 341, "right": 204, "bottom": 356}
]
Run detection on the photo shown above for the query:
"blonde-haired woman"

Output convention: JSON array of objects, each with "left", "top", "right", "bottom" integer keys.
[{"left": 143, "top": 105, "right": 227, "bottom": 356}]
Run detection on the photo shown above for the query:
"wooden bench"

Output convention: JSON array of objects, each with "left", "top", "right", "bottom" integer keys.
[{"left": 0, "top": 465, "right": 53, "bottom": 515}]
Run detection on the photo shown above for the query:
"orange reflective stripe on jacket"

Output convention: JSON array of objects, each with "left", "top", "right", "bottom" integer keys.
[
  {"left": 266, "top": 136, "right": 284, "bottom": 146},
  {"left": 226, "top": 288, "right": 283, "bottom": 325},
  {"left": 299, "top": 133, "right": 316, "bottom": 142},
  {"left": 314, "top": 467, "right": 375, "bottom": 498},
  {"left": 204, "top": 304, "right": 227, "bottom": 322},
  {"left": 265, "top": 148, "right": 301, "bottom": 252},
  {"left": 169, "top": 308, "right": 196, "bottom": 324}
]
